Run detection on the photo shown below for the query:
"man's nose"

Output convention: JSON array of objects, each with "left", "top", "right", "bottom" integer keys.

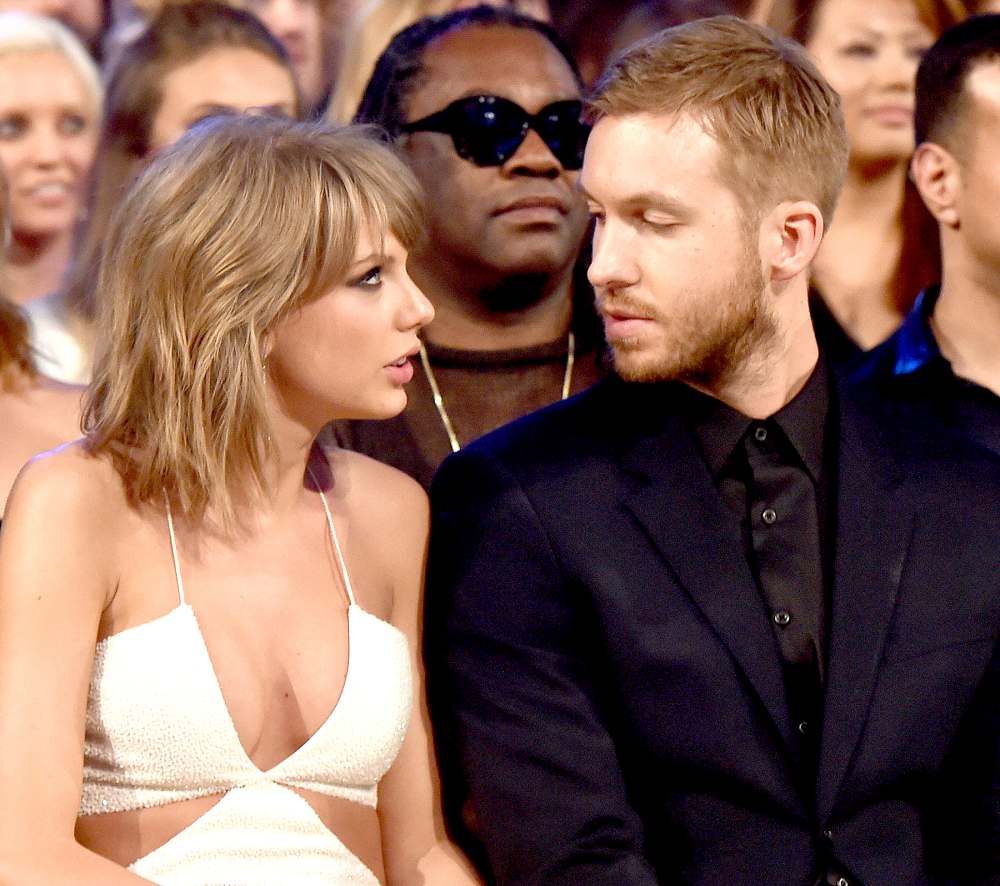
[
  {"left": 588, "top": 218, "right": 639, "bottom": 291},
  {"left": 503, "top": 128, "right": 561, "bottom": 179}
]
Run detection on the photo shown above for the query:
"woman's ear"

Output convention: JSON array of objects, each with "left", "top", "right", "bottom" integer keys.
[
  {"left": 764, "top": 201, "right": 825, "bottom": 283},
  {"left": 911, "top": 142, "right": 960, "bottom": 228}
]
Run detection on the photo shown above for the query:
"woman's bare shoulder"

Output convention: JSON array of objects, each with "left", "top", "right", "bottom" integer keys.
[
  {"left": 6, "top": 440, "right": 128, "bottom": 533},
  {"left": 326, "top": 447, "right": 428, "bottom": 520}
]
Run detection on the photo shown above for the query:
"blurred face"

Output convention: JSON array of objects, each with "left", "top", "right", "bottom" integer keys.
[
  {"left": 583, "top": 113, "right": 774, "bottom": 385},
  {"left": 953, "top": 63, "right": 1000, "bottom": 282},
  {"left": 454, "top": 0, "right": 551, "bottom": 19},
  {"left": 244, "top": 0, "right": 326, "bottom": 110},
  {"left": 266, "top": 228, "right": 435, "bottom": 425},
  {"left": 0, "top": 0, "right": 103, "bottom": 46},
  {"left": 149, "top": 46, "right": 297, "bottom": 153},
  {"left": 0, "top": 50, "right": 97, "bottom": 239},
  {"left": 401, "top": 26, "right": 588, "bottom": 289},
  {"left": 806, "top": 0, "right": 934, "bottom": 166}
]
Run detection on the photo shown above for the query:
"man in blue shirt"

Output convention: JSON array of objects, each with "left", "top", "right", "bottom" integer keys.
[{"left": 855, "top": 15, "right": 1000, "bottom": 454}]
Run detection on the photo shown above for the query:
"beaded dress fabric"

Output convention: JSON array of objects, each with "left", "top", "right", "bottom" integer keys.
[{"left": 79, "top": 492, "right": 412, "bottom": 885}]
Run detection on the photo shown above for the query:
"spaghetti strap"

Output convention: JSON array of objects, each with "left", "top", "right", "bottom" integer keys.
[
  {"left": 308, "top": 467, "right": 357, "bottom": 607},
  {"left": 164, "top": 498, "right": 187, "bottom": 606}
]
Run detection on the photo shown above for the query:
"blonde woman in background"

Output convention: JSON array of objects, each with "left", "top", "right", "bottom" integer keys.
[
  {"left": 0, "top": 13, "right": 100, "bottom": 309},
  {"left": 55, "top": 1, "right": 298, "bottom": 385},
  {"left": 0, "top": 171, "right": 81, "bottom": 519},
  {"left": 326, "top": 0, "right": 550, "bottom": 123},
  {"left": 0, "top": 115, "right": 481, "bottom": 885}
]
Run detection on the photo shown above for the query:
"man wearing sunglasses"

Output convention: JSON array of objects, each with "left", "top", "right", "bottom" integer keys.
[
  {"left": 426, "top": 16, "right": 1000, "bottom": 886},
  {"left": 331, "top": 6, "right": 604, "bottom": 491}
]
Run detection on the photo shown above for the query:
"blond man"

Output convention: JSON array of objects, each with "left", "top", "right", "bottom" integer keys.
[{"left": 425, "top": 17, "right": 1000, "bottom": 886}]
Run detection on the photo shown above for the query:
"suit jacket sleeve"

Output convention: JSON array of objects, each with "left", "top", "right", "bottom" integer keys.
[{"left": 424, "top": 447, "right": 660, "bottom": 886}]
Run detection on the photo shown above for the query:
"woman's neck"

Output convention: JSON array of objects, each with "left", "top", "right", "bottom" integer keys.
[
  {"left": 5, "top": 230, "right": 74, "bottom": 305},
  {"left": 811, "top": 158, "right": 910, "bottom": 349}
]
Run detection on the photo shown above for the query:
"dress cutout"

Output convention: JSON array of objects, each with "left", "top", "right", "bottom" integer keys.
[{"left": 79, "top": 484, "right": 412, "bottom": 884}]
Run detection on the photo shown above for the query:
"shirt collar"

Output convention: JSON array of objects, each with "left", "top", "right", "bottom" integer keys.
[
  {"left": 682, "top": 358, "right": 829, "bottom": 484},
  {"left": 893, "top": 286, "right": 945, "bottom": 377}
]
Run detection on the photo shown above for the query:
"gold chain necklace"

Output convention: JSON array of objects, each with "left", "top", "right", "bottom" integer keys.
[{"left": 418, "top": 331, "right": 576, "bottom": 453}]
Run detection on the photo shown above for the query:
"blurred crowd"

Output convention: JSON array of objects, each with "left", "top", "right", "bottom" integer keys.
[
  {"left": 0, "top": 0, "right": 994, "bottom": 504},
  {"left": 0, "top": 0, "right": 999, "bottom": 881}
]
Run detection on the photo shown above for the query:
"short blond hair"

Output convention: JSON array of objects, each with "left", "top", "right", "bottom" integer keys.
[
  {"left": 589, "top": 16, "right": 849, "bottom": 227},
  {"left": 83, "top": 116, "right": 425, "bottom": 529}
]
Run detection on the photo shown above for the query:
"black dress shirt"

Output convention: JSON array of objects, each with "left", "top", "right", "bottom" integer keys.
[{"left": 680, "top": 361, "right": 833, "bottom": 760}]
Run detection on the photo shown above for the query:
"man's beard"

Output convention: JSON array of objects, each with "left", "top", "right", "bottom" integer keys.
[{"left": 606, "top": 238, "right": 777, "bottom": 388}]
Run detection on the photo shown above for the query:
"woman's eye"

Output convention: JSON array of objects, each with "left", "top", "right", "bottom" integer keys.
[
  {"left": 0, "top": 115, "right": 26, "bottom": 139},
  {"left": 59, "top": 113, "right": 88, "bottom": 136},
  {"left": 357, "top": 266, "right": 382, "bottom": 288},
  {"left": 841, "top": 42, "right": 877, "bottom": 58}
]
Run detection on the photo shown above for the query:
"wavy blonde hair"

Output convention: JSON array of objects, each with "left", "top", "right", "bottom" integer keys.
[{"left": 83, "top": 116, "right": 424, "bottom": 528}]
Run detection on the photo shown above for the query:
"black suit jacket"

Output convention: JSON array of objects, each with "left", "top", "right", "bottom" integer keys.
[{"left": 425, "top": 372, "right": 1000, "bottom": 886}]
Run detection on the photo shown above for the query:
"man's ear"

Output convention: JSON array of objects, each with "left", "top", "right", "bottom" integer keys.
[
  {"left": 911, "top": 142, "right": 960, "bottom": 228},
  {"left": 763, "top": 201, "right": 824, "bottom": 283}
]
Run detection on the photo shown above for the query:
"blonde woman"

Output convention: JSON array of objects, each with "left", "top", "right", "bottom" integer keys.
[
  {"left": 0, "top": 116, "right": 480, "bottom": 885},
  {"left": 326, "top": 0, "right": 550, "bottom": 123}
]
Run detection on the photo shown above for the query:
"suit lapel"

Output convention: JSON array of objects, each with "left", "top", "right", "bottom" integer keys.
[
  {"left": 816, "top": 385, "right": 914, "bottom": 820},
  {"left": 618, "top": 387, "right": 796, "bottom": 751}
]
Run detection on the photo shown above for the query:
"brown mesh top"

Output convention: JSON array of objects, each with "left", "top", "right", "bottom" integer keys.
[{"left": 331, "top": 325, "right": 607, "bottom": 491}]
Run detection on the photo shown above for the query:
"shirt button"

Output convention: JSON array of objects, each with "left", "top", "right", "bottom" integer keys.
[
  {"left": 754, "top": 426, "right": 768, "bottom": 442},
  {"left": 773, "top": 610, "right": 792, "bottom": 626},
  {"left": 762, "top": 508, "right": 777, "bottom": 524},
  {"left": 837, "top": 879, "right": 850, "bottom": 886},
  {"left": 798, "top": 720, "right": 809, "bottom": 735},
  {"left": 822, "top": 828, "right": 833, "bottom": 840}
]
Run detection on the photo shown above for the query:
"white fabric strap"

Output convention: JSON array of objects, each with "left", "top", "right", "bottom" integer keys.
[
  {"left": 308, "top": 467, "right": 356, "bottom": 607},
  {"left": 164, "top": 498, "right": 187, "bottom": 606}
]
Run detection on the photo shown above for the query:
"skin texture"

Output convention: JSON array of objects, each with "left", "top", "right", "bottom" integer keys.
[
  {"left": 149, "top": 47, "right": 298, "bottom": 152},
  {"left": 0, "top": 0, "right": 103, "bottom": 46},
  {"left": 0, "top": 228, "right": 479, "bottom": 884},
  {"left": 805, "top": 0, "right": 936, "bottom": 349},
  {"left": 806, "top": 0, "right": 933, "bottom": 168},
  {"left": 244, "top": 0, "right": 328, "bottom": 111},
  {"left": 266, "top": 231, "right": 435, "bottom": 427},
  {"left": 912, "top": 61, "right": 1000, "bottom": 396},
  {"left": 400, "top": 25, "right": 588, "bottom": 349},
  {"left": 0, "top": 372, "right": 81, "bottom": 514},
  {"left": 583, "top": 113, "right": 775, "bottom": 387},
  {"left": 582, "top": 110, "right": 824, "bottom": 418},
  {"left": 0, "top": 51, "right": 96, "bottom": 239},
  {"left": 0, "top": 50, "right": 98, "bottom": 303}
]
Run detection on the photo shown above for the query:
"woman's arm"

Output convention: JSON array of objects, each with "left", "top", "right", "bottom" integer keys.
[
  {"left": 364, "top": 464, "right": 482, "bottom": 886},
  {"left": 0, "top": 447, "right": 154, "bottom": 885}
]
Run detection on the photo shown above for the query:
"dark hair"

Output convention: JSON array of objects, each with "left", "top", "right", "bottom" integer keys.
[
  {"left": 915, "top": 14, "right": 1000, "bottom": 146},
  {"left": 63, "top": 1, "right": 296, "bottom": 322},
  {"left": 355, "top": 5, "right": 582, "bottom": 137}
]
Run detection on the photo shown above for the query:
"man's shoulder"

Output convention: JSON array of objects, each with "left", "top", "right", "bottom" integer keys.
[
  {"left": 432, "top": 374, "right": 681, "bottom": 503},
  {"left": 837, "top": 364, "right": 1000, "bottom": 488},
  {"left": 464, "top": 374, "right": 671, "bottom": 464}
]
